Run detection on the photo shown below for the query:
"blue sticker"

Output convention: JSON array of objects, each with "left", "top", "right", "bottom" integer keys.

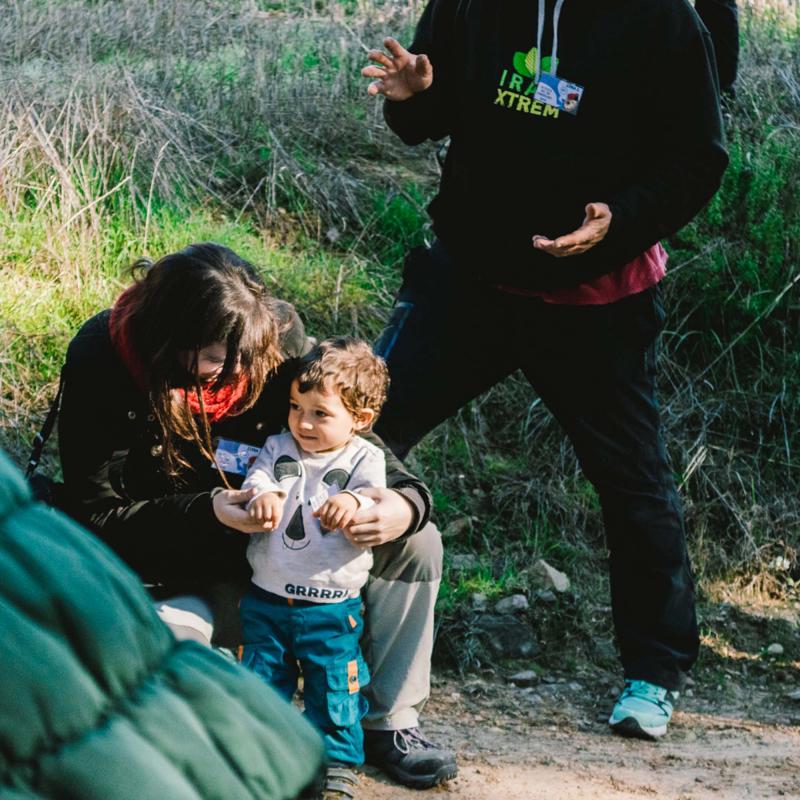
[
  {"left": 214, "top": 438, "right": 262, "bottom": 476},
  {"left": 534, "top": 73, "right": 584, "bottom": 115}
]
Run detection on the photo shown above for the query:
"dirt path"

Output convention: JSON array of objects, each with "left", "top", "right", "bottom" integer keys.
[{"left": 359, "top": 675, "right": 800, "bottom": 799}]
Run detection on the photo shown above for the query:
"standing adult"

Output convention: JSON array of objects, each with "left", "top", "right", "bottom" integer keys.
[
  {"left": 364, "top": 0, "right": 728, "bottom": 740},
  {"left": 57, "top": 243, "right": 457, "bottom": 790},
  {"left": 696, "top": 0, "right": 739, "bottom": 96}
]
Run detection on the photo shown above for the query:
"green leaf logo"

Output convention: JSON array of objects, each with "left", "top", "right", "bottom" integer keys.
[
  {"left": 513, "top": 47, "right": 537, "bottom": 78},
  {"left": 512, "top": 46, "right": 558, "bottom": 79},
  {"left": 525, "top": 47, "right": 538, "bottom": 76}
]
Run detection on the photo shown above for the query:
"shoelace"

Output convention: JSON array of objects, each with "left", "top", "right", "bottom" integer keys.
[
  {"left": 623, "top": 680, "right": 665, "bottom": 701},
  {"left": 392, "top": 727, "right": 436, "bottom": 755},
  {"left": 622, "top": 680, "right": 673, "bottom": 713}
]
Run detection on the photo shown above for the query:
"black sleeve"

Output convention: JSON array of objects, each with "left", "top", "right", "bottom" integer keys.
[
  {"left": 598, "top": 14, "right": 728, "bottom": 266},
  {"left": 694, "top": 0, "right": 739, "bottom": 94},
  {"left": 58, "top": 326, "right": 246, "bottom": 584},
  {"left": 361, "top": 431, "right": 432, "bottom": 537},
  {"left": 382, "top": 0, "right": 458, "bottom": 146}
]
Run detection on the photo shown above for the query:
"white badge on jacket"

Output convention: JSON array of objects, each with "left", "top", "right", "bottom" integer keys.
[{"left": 213, "top": 438, "right": 262, "bottom": 476}]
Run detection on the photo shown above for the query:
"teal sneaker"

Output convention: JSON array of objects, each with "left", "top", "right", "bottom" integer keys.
[{"left": 608, "top": 679, "right": 677, "bottom": 740}]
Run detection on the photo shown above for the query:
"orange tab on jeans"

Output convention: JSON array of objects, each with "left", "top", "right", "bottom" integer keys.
[
  {"left": 348, "top": 614, "right": 358, "bottom": 629},
  {"left": 347, "top": 659, "right": 359, "bottom": 694}
]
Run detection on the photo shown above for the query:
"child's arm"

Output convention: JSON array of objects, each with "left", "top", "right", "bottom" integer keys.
[
  {"left": 241, "top": 437, "right": 287, "bottom": 529},
  {"left": 315, "top": 491, "right": 360, "bottom": 533},
  {"left": 315, "top": 446, "right": 386, "bottom": 533},
  {"left": 248, "top": 491, "right": 285, "bottom": 531}
]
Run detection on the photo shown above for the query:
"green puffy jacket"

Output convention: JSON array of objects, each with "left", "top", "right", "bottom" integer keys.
[{"left": 0, "top": 450, "right": 324, "bottom": 799}]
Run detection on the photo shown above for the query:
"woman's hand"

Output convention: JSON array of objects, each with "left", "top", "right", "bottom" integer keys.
[
  {"left": 342, "top": 487, "right": 415, "bottom": 547},
  {"left": 362, "top": 37, "right": 433, "bottom": 101},
  {"left": 532, "top": 202, "right": 612, "bottom": 257},
  {"left": 213, "top": 488, "right": 267, "bottom": 533}
]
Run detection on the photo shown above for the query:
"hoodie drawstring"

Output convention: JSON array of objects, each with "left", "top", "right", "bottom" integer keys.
[{"left": 535, "top": 0, "right": 566, "bottom": 85}]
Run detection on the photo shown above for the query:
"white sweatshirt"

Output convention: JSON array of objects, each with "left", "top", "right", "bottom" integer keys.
[{"left": 242, "top": 431, "right": 386, "bottom": 602}]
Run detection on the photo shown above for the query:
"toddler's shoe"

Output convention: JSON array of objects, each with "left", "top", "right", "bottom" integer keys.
[{"left": 321, "top": 763, "right": 359, "bottom": 799}]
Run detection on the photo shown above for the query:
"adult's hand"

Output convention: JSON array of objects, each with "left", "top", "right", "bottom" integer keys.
[
  {"left": 213, "top": 488, "right": 267, "bottom": 534},
  {"left": 532, "top": 202, "right": 612, "bottom": 258},
  {"left": 342, "top": 487, "right": 415, "bottom": 547},
  {"left": 362, "top": 37, "right": 433, "bottom": 101}
]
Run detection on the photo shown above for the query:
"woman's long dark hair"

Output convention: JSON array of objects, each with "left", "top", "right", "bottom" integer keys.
[{"left": 128, "top": 242, "right": 286, "bottom": 482}]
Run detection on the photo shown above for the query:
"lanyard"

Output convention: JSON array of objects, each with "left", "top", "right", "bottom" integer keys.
[{"left": 535, "top": 0, "right": 566, "bottom": 84}]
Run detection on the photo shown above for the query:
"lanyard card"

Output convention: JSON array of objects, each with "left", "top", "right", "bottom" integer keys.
[
  {"left": 214, "top": 438, "right": 262, "bottom": 476},
  {"left": 534, "top": 73, "right": 584, "bottom": 115}
]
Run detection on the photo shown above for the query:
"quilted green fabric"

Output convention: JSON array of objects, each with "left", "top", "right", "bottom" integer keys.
[{"left": 0, "top": 450, "right": 324, "bottom": 799}]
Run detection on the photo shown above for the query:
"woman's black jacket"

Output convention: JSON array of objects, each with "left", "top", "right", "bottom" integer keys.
[{"left": 58, "top": 305, "right": 432, "bottom": 596}]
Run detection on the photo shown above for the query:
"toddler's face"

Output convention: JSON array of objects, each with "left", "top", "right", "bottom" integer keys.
[{"left": 288, "top": 379, "right": 363, "bottom": 453}]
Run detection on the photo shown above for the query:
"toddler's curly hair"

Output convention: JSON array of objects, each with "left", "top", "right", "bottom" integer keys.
[{"left": 296, "top": 337, "right": 389, "bottom": 428}]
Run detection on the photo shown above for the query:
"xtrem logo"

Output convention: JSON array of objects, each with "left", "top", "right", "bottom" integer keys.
[{"left": 495, "top": 46, "right": 560, "bottom": 119}]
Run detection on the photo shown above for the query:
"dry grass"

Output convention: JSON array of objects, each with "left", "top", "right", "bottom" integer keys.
[{"left": 0, "top": 1, "right": 798, "bottom": 652}]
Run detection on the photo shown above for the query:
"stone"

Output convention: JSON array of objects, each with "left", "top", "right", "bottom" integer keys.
[
  {"left": 535, "top": 589, "right": 557, "bottom": 604},
  {"left": 471, "top": 592, "right": 488, "bottom": 611},
  {"left": 787, "top": 689, "right": 800, "bottom": 702},
  {"left": 527, "top": 693, "right": 543, "bottom": 706},
  {"left": 494, "top": 594, "right": 529, "bottom": 614},
  {"left": 531, "top": 559, "right": 571, "bottom": 593},
  {"left": 450, "top": 553, "right": 479, "bottom": 571},
  {"left": 443, "top": 517, "right": 472, "bottom": 539},
  {"left": 684, "top": 676, "right": 696, "bottom": 688},
  {"left": 509, "top": 670, "right": 539, "bottom": 688},
  {"left": 537, "top": 684, "right": 561, "bottom": 696},
  {"left": 473, "top": 614, "right": 539, "bottom": 659},
  {"left": 766, "top": 643, "right": 785, "bottom": 656}
]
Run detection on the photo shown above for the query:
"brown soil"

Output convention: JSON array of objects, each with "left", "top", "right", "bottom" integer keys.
[{"left": 359, "top": 668, "right": 800, "bottom": 799}]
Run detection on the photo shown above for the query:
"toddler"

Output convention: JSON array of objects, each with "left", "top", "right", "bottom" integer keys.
[{"left": 239, "top": 337, "right": 390, "bottom": 796}]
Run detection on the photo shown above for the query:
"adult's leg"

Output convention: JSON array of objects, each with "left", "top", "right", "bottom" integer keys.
[
  {"left": 362, "top": 524, "right": 457, "bottom": 788},
  {"left": 155, "top": 595, "right": 214, "bottom": 646},
  {"left": 519, "top": 288, "right": 698, "bottom": 690},
  {"left": 695, "top": 0, "right": 739, "bottom": 95},
  {"left": 362, "top": 523, "right": 443, "bottom": 731},
  {"left": 367, "top": 242, "right": 508, "bottom": 785},
  {"left": 374, "top": 242, "right": 518, "bottom": 460}
]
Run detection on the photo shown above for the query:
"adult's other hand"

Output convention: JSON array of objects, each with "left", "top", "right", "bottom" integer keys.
[
  {"left": 362, "top": 37, "right": 433, "bottom": 101},
  {"left": 342, "top": 487, "right": 415, "bottom": 547},
  {"left": 532, "top": 202, "right": 612, "bottom": 257},
  {"left": 213, "top": 488, "right": 266, "bottom": 534}
]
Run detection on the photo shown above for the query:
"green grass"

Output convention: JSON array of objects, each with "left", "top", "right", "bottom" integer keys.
[{"left": 1, "top": 0, "right": 799, "bottom": 673}]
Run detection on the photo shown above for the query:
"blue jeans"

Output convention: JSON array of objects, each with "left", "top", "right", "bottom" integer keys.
[{"left": 240, "top": 584, "right": 369, "bottom": 765}]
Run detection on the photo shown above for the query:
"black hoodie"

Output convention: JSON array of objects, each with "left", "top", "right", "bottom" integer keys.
[{"left": 384, "top": 0, "right": 729, "bottom": 292}]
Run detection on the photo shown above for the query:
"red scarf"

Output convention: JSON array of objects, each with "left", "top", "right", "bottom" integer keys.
[{"left": 109, "top": 285, "right": 248, "bottom": 423}]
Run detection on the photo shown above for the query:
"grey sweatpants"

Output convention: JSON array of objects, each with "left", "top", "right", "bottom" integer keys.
[{"left": 362, "top": 522, "right": 443, "bottom": 731}]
